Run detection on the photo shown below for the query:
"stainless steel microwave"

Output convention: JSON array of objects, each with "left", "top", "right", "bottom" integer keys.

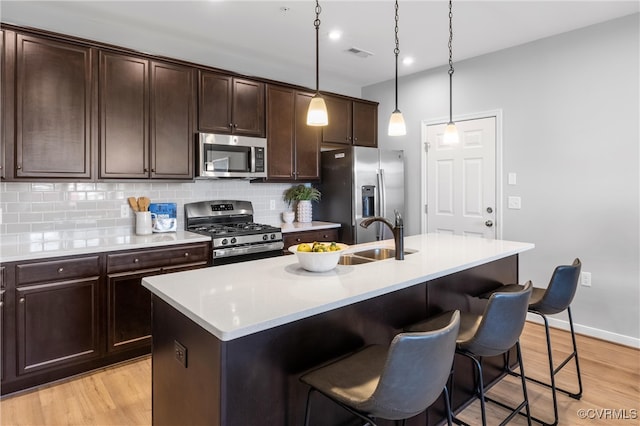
[{"left": 196, "top": 133, "right": 267, "bottom": 179}]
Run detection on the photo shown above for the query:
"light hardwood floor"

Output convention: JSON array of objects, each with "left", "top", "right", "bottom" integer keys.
[{"left": 1, "top": 322, "right": 638, "bottom": 426}]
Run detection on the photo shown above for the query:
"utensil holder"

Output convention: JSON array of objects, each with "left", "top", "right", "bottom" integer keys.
[{"left": 135, "top": 211, "right": 152, "bottom": 235}]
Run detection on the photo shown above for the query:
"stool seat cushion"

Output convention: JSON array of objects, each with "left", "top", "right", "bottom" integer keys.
[{"left": 301, "top": 344, "right": 387, "bottom": 407}]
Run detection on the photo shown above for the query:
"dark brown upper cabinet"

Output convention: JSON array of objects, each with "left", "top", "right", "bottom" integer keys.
[
  {"left": 198, "top": 71, "right": 265, "bottom": 137},
  {"left": 99, "top": 52, "right": 194, "bottom": 179},
  {"left": 5, "top": 33, "right": 94, "bottom": 180},
  {"left": 322, "top": 95, "right": 378, "bottom": 148},
  {"left": 266, "top": 85, "right": 320, "bottom": 181}
]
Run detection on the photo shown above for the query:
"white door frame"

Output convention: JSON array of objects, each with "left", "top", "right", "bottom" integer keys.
[{"left": 420, "top": 109, "right": 504, "bottom": 238}]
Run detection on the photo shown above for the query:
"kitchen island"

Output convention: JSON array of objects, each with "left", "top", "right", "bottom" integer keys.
[{"left": 142, "top": 233, "right": 534, "bottom": 425}]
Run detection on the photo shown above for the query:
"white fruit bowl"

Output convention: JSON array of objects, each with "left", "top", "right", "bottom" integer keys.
[{"left": 288, "top": 243, "right": 349, "bottom": 272}]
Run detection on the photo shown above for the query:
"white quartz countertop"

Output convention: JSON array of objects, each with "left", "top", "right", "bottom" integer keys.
[
  {"left": 279, "top": 221, "right": 341, "bottom": 233},
  {"left": 0, "top": 229, "right": 211, "bottom": 262},
  {"left": 142, "top": 233, "right": 534, "bottom": 342}
]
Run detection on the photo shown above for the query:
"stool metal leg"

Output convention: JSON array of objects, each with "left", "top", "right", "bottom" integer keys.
[{"left": 517, "top": 308, "right": 583, "bottom": 426}]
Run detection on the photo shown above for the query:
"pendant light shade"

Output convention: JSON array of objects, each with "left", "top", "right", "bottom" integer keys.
[
  {"left": 443, "top": 122, "right": 459, "bottom": 145},
  {"left": 307, "top": 95, "right": 328, "bottom": 126},
  {"left": 307, "top": 0, "right": 328, "bottom": 126},
  {"left": 388, "top": 110, "right": 406, "bottom": 136},
  {"left": 388, "top": 0, "right": 406, "bottom": 136},
  {"left": 443, "top": 0, "right": 459, "bottom": 144}
]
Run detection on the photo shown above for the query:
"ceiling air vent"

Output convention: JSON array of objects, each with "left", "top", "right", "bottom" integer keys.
[{"left": 345, "top": 47, "right": 374, "bottom": 58}]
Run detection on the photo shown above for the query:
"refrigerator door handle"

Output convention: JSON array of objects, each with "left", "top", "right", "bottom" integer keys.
[{"left": 378, "top": 169, "right": 386, "bottom": 240}]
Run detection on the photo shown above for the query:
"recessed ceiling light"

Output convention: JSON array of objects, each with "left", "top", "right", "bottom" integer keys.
[
  {"left": 328, "top": 30, "right": 342, "bottom": 41},
  {"left": 402, "top": 57, "right": 414, "bottom": 66}
]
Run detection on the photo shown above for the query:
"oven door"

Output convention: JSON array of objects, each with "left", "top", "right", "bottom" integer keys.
[{"left": 212, "top": 245, "right": 283, "bottom": 266}]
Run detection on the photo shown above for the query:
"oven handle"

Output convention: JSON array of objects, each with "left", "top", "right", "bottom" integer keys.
[{"left": 213, "top": 242, "right": 284, "bottom": 258}]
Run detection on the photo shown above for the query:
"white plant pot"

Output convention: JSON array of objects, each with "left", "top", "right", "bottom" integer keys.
[{"left": 297, "top": 200, "right": 313, "bottom": 223}]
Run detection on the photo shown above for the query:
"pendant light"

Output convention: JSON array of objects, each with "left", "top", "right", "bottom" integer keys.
[
  {"left": 307, "top": 0, "right": 328, "bottom": 126},
  {"left": 443, "top": 0, "right": 459, "bottom": 145},
  {"left": 388, "top": 0, "right": 406, "bottom": 136}
]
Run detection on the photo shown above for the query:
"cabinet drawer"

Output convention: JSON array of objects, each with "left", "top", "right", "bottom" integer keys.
[
  {"left": 16, "top": 256, "right": 100, "bottom": 286},
  {"left": 283, "top": 229, "right": 339, "bottom": 249},
  {"left": 107, "top": 243, "right": 210, "bottom": 273}
]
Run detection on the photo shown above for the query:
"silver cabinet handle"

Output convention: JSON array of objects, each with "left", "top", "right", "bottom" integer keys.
[
  {"left": 184, "top": 252, "right": 190, "bottom": 257},
  {"left": 134, "top": 258, "right": 140, "bottom": 263},
  {"left": 19, "top": 297, "right": 25, "bottom": 303},
  {"left": 58, "top": 267, "right": 64, "bottom": 273}
]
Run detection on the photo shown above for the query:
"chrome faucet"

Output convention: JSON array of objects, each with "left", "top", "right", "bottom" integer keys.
[{"left": 359, "top": 210, "right": 404, "bottom": 260}]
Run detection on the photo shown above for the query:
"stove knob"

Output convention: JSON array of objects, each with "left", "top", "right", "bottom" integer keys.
[
  {"left": 231, "top": 237, "right": 237, "bottom": 244},
  {"left": 221, "top": 238, "right": 228, "bottom": 245},
  {"left": 270, "top": 234, "right": 276, "bottom": 240},
  {"left": 262, "top": 234, "right": 268, "bottom": 241}
]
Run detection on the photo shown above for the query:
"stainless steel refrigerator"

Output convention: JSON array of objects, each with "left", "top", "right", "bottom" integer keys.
[{"left": 315, "top": 146, "right": 405, "bottom": 244}]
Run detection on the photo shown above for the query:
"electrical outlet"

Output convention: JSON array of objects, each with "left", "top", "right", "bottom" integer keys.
[
  {"left": 174, "top": 340, "right": 187, "bottom": 368},
  {"left": 270, "top": 200, "right": 276, "bottom": 210},
  {"left": 581, "top": 271, "right": 592, "bottom": 287},
  {"left": 120, "top": 204, "right": 130, "bottom": 218},
  {"left": 507, "top": 196, "right": 521, "bottom": 209}
]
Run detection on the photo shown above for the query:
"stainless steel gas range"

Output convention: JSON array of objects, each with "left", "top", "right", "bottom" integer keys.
[{"left": 184, "top": 200, "right": 283, "bottom": 265}]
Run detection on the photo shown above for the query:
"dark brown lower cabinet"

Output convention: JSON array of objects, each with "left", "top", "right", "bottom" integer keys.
[
  {"left": 0, "top": 242, "right": 210, "bottom": 396},
  {"left": 16, "top": 278, "right": 100, "bottom": 375},
  {"left": 107, "top": 270, "right": 157, "bottom": 353},
  {"left": 282, "top": 228, "right": 339, "bottom": 254}
]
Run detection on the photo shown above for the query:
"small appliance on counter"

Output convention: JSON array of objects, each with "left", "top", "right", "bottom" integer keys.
[{"left": 149, "top": 203, "right": 177, "bottom": 233}]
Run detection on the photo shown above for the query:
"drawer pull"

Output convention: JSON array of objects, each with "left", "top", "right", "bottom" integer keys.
[
  {"left": 323, "top": 235, "right": 328, "bottom": 239},
  {"left": 0, "top": 301, "right": 3, "bottom": 307},
  {"left": 133, "top": 258, "right": 140, "bottom": 263},
  {"left": 19, "top": 297, "right": 25, "bottom": 304},
  {"left": 58, "top": 267, "right": 64, "bottom": 273},
  {"left": 184, "top": 252, "right": 190, "bottom": 257},
  {"left": 296, "top": 238, "right": 301, "bottom": 242}
]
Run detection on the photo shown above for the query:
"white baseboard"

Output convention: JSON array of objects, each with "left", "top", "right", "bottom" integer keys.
[{"left": 526, "top": 313, "right": 640, "bottom": 349}]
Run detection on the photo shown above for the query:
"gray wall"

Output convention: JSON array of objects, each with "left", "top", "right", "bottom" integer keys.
[{"left": 363, "top": 14, "right": 639, "bottom": 345}]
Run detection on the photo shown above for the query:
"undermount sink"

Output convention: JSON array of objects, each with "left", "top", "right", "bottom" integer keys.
[
  {"left": 338, "top": 247, "right": 418, "bottom": 265},
  {"left": 337, "top": 254, "right": 375, "bottom": 265}
]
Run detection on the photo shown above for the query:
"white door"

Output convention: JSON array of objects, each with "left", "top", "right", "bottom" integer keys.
[{"left": 425, "top": 116, "right": 496, "bottom": 238}]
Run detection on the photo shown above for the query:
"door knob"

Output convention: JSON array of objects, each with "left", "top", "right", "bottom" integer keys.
[{"left": 485, "top": 220, "right": 493, "bottom": 227}]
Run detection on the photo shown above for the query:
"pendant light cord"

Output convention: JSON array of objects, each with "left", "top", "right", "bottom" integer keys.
[
  {"left": 314, "top": 1, "right": 321, "bottom": 94},
  {"left": 394, "top": 0, "right": 400, "bottom": 112},
  {"left": 448, "top": 0, "right": 454, "bottom": 123}
]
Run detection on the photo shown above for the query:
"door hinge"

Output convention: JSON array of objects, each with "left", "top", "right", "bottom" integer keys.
[
  {"left": 424, "top": 204, "right": 428, "bottom": 214},
  {"left": 424, "top": 142, "right": 430, "bottom": 152}
]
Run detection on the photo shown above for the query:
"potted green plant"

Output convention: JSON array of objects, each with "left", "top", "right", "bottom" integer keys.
[{"left": 283, "top": 184, "right": 321, "bottom": 223}]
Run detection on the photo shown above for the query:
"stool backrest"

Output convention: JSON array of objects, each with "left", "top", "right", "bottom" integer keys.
[
  {"left": 460, "top": 282, "right": 532, "bottom": 357},
  {"left": 367, "top": 310, "right": 460, "bottom": 420},
  {"left": 534, "top": 258, "right": 582, "bottom": 315}
]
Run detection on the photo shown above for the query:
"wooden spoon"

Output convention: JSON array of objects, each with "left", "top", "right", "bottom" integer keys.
[
  {"left": 127, "top": 197, "right": 139, "bottom": 212},
  {"left": 138, "top": 196, "right": 150, "bottom": 212}
]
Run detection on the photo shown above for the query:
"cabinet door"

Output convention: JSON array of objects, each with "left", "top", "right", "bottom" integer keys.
[
  {"left": 294, "top": 92, "right": 321, "bottom": 181},
  {"left": 322, "top": 96, "right": 352, "bottom": 145},
  {"left": 198, "top": 71, "right": 233, "bottom": 134},
  {"left": 16, "top": 278, "right": 100, "bottom": 375},
  {"left": 266, "top": 85, "right": 295, "bottom": 179},
  {"left": 1, "top": 29, "right": 12, "bottom": 181},
  {"left": 150, "top": 61, "right": 194, "bottom": 179},
  {"left": 14, "top": 34, "right": 93, "bottom": 179},
  {"left": 99, "top": 51, "right": 149, "bottom": 178},
  {"left": 352, "top": 101, "right": 378, "bottom": 147},
  {"left": 232, "top": 78, "right": 265, "bottom": 137},
  {"left": 107, "top": 269, "right": 158, "bottom": 354}
]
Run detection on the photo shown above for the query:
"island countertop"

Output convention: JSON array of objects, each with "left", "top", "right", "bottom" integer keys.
[{"left": 142, "top": 233, "right": 534, "bottom": 341}]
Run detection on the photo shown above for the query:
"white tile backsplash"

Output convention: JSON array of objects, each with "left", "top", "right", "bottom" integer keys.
[{"left": 1, "top": 180, "right": 296, "bottom": 236}]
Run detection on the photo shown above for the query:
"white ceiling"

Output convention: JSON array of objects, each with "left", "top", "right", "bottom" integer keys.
[{"left": 2, "top": 1, "right": 638, "bottom": 95}]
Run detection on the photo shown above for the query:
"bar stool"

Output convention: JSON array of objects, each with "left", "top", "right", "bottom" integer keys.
[
  {"left": 300, "top": 311, "right": 460, "bottom": 426},
  {"left": 486, "top": 258, "right": 582, "bottom": 426},
  {"left": 407, "top": 282, "right": 533, "bottom": 426}
]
